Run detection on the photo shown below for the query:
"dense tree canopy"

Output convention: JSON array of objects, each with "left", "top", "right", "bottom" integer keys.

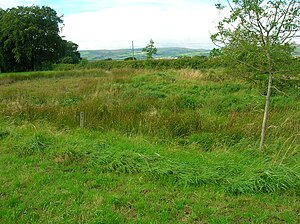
[{"left": 0, "top": 6, "right": 80, "bottom": 72}]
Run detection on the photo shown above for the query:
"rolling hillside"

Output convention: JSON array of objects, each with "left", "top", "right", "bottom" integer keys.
[
  {"left": 80, "top": 48, "right": 211, "bottom": 60},
  {"left": 80, "top": 46, "right": 300, "bottom": 61}
]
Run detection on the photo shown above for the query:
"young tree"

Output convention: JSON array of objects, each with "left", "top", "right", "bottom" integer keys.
[
  {"left": 142, "top": 39, "right": 157, "bottom": 60},
  {"left": 211, "top": 0, "right": 300, "bottom": 150}
]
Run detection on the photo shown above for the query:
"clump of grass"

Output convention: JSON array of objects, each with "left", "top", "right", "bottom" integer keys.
[
  {"left": 93, "top": 149, "right": 300, "bottom": 194},
  {"left": 187, "top": 132, "right": 215, "bottom": 151},
  {"left": 228, "top": 164, "right": 300, "bottom": 194},
  {"left": 11, "top": 133, "right": 53, "bottom": 157},
  {"left": 0, "top": 130, "right": 10, "bottom": 140},
  {"left": 53, "top": 148, "right": 87, "bottom": 166}
]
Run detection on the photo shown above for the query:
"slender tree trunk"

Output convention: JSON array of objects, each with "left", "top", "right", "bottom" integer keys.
[{"left": 260, "top": 71, "right": 272, "bottom": 150}]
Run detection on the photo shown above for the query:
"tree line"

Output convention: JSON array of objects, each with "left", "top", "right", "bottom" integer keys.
[{"left": 0, "top": 6, "right": 81, "bottom": 72}]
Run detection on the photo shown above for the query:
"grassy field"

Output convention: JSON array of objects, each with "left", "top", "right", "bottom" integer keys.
[{"left": 0, "top": 68, "right": 299, "bottom": 223}]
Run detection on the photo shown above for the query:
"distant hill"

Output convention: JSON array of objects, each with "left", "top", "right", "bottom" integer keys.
[
  {"left": 80, "top": 48, "right": 211, "bottom": 61},
  {"left": 80, "top": 46, "right": 300, "bottom": 61}
]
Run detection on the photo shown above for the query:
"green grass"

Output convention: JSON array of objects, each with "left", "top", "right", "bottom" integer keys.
[{"left": 0, "top": 69, "right": 299, "bottom": 223}]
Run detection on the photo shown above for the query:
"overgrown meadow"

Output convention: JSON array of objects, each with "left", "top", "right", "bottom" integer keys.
[{"left": 0, "top": 68, "right": 299, "bottom": 223}]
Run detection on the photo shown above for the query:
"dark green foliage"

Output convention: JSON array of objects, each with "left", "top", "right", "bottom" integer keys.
[
  {"left": 209, "top": 48, "right": 222, "bottom": 58},
  {"left": 0, "top": 6, "right": 63, "bottom": 72},
  {"left": 0, "top": 6, "right": 81, "bottom": 72},
  {"left": 60, "top": 41, "right": 81, "bottom": 64},
  {"left": 0, "top": 130, "right": 10, "bottom": 140},
  {"left": 61, "top": 56, "right": 74, "bottom": 64},
  {"left": 124, "top": 57, "right": 136, "bottom": 61}
]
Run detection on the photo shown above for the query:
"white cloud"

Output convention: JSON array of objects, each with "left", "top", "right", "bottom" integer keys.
[
  {"left": 62, "top": 3, "right": 219, "bottom": 50},
  {"left": 1, "top": 0, "right": 220, "bottom": 49}
]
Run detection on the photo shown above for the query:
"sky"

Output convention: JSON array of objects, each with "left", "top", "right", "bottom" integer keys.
[{"left": 0, "top": 0, "right": 223, "bottom": 50}]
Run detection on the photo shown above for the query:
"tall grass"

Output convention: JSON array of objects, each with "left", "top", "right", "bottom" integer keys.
[
  {"left": 1, "top": 69, "right": 299, "bottom": 149},
  {"left": 1, "top": 68, "right": 299, "bottom": 223},
  {"left": 1, "top": 120, "right": 299, "bottom": 194},
  {"left": 0, "top": 69, "right": 299, "bottom": 168}
]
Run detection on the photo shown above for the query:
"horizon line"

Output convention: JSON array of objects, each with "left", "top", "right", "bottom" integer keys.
[{"left": 79, "top": 47, "right": 214, "bottom": 51}]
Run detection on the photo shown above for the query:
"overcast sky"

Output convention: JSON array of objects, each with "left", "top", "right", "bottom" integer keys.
[{"left": 1, "top": 0, "right": 223, "bottom": 50}]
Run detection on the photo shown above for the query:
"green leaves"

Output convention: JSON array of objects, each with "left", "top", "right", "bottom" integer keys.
[
  {"left": 0, "top": 6, "right": 78, "bottom": 72},
  {"left": 211, "top": 0, "right": 300, "bottom": 73},
  {"left": 142, "top": 39, "right": 157, "bottom": 60}
]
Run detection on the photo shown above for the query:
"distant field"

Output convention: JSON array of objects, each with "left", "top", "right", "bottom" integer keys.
[
  {"left": 79, "top": 46, "right": 300, "bottom": 61},
  {"left": 80, "top": 47, "right": 211, "bottom": 60},
  {"left": 0, "top": 69, "right": 299, "bottom": 223}
]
